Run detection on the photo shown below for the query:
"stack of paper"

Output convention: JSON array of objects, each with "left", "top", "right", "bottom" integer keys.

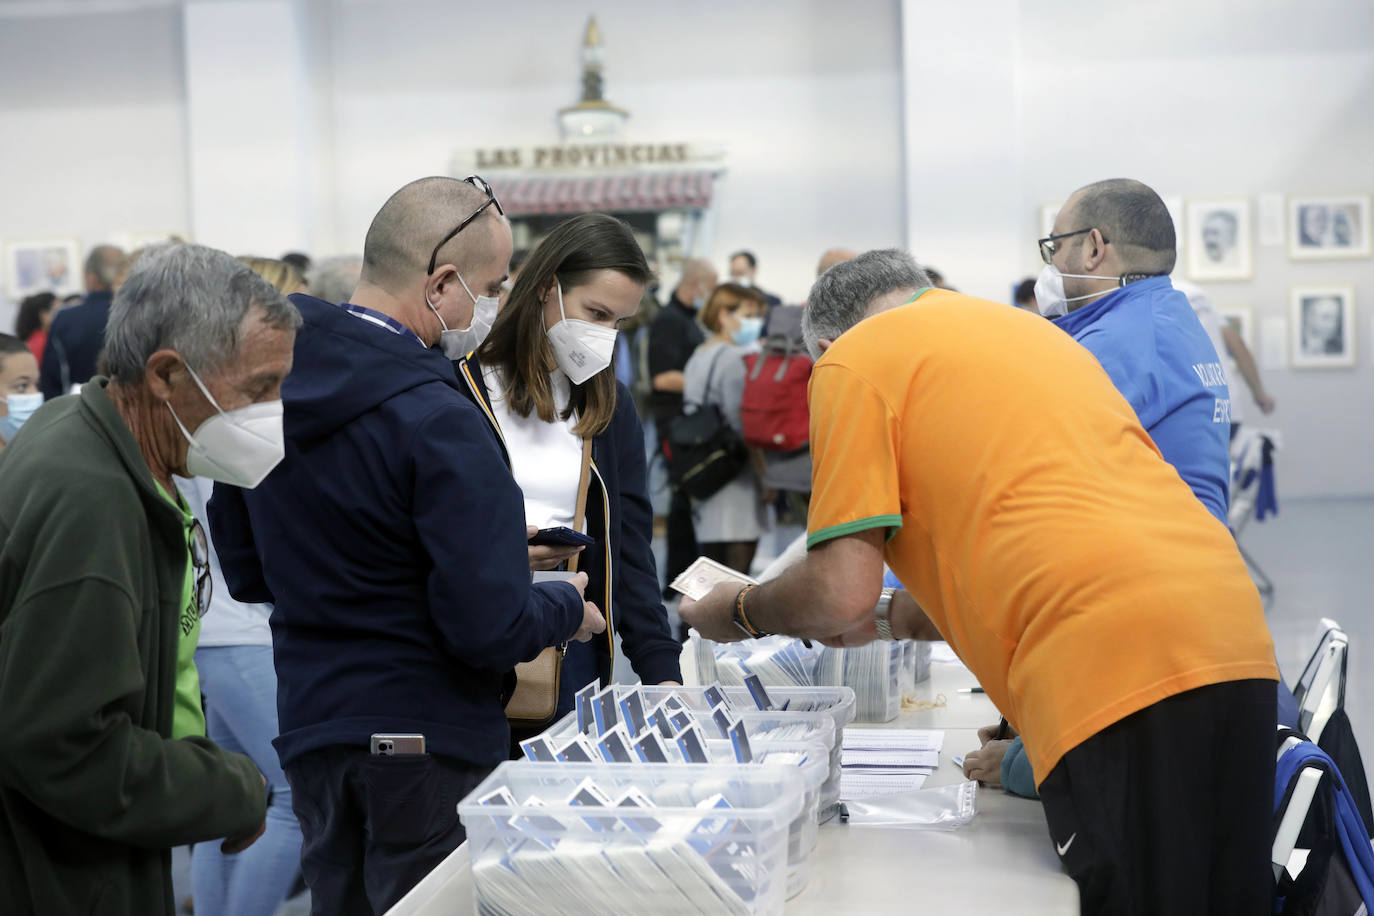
[{"left": 839, "top": 729, "right": 944, "bottom": 799}]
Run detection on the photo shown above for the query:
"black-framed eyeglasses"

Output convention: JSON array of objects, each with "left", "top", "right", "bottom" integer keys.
[
  {"left": 189, "top": 518, "right": 213, "bottom": 618},
  {"left": 427, "top": 175, "right": 505, "bottom": 275},
  {"left": 1038, "top": 227, "right": 1108, "bottom": 265}
]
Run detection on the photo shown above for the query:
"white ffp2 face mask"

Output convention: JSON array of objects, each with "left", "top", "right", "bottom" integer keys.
[
  {"left": 546, "top": 282, "right": 617, "bottom": 385},
  {"left": 166, "top": 363, "right": 285, "bottom": 489},
  {"left": 1034, "top": 264, "right": 1119, "bottom": 318},
  {"left": 440, "top": 272, "right": 500, "bottom": 359}
]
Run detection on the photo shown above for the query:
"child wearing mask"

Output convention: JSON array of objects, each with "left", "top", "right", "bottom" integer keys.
[{"left": 0, "top": 334, "right": 42, "bottom": 452}]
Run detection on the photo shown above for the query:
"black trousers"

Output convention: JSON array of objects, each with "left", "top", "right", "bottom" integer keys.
[
  {"left": 284, "top": 746, "right": 490, "bottom": 915},
  {"left": 659, "top": 435, "right": 698, "bottom": 604},
  {"left": 1037, "top": 679, "right": 1276, "bottom": 916}
]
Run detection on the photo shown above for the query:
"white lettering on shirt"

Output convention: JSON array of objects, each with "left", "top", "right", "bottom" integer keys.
[
  {"left": 1213, "top": 398, "right": 1231, "bottom": 424},
  {"left": 1192, "top": 361, "right": 1228, "bottom": 389}
]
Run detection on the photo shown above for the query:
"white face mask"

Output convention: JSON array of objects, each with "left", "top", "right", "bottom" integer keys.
[
  {"left": 166, "top": 363, "right": 285, "bottom": 489},
  {"left": 439, "top": 271, "right": 500, "bottom": 359},
  {"left": 1033, "top": 264, "right": 1119, "bottom": 318},
  {"left": 546, "top": 282, "right": 618, "bottom": 385}
]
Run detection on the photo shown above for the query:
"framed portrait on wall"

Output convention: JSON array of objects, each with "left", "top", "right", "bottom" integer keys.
[
  {"left": 1217, "top": 306, "right": 1253, "bottom": 351},
  {"left": 4, "top": 239, "right": 82, "bottom": 299},
  {"left": 1288, "top": 195, "right": 1371, "bottom": 259},
  {"left": 1185, "top": 199, "right": 1252, "bottom": 281},
  {"left": 1290, "top": 286, "right": 1356, "bottom": 368}
]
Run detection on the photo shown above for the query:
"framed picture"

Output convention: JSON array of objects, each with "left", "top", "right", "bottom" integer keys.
[
  {"left": 1217, "top": 306, "right": 1253, "bottom": 351},
  {"left": 4, "top": 239, "right": 82, "bottom": 299},
  {"left": 1288, "top": 195, "right": 1371, "bottom": 259},
  {"left": 1186, "top": 199, "right": 1252, "bottom": 281},
  {"left": 1290, "top": 286, "right": 1356, "bottom": 368}
]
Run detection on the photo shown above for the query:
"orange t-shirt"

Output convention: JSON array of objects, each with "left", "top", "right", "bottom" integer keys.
[{"left": 806, "top": 289, "right": 1277, "bottom": 783}]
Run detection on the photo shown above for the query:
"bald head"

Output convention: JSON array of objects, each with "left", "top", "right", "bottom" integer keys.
[
  {"left": 676, "top": 257, "right": 719, "bottom": 309},
  {"left": 1061, "top": 178, "right": 1176, "bottom": 275},
  {"left": 85, "top": 245, "right": 127, "bottom": 292},
  {"left": 361, "top": 176, "right": 504, "bottom": 292},
  {"left": 816, "top": 248, "right": 858, "bottom": 277}
]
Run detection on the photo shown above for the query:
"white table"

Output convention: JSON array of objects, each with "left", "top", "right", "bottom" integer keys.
[{"left": 385, "top": 660, "right": 1078, "bottom": 915}]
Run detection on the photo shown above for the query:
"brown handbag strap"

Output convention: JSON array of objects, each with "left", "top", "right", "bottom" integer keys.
[{"left": 566, "top": 437, "right": 593, "bottom": 574}]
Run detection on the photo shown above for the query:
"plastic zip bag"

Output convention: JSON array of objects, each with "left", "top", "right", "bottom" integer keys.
[{"left": 840, "top": 780, "right": 978, "bottom": 830}]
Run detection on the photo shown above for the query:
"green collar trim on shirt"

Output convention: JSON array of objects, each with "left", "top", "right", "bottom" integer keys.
[{"left": 905, "top": 287, "right": 935, "bottom": 305}]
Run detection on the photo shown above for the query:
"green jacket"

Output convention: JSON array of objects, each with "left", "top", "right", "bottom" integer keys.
[{"left": 0, "top": 380, "right": 266, "bottom": 915}]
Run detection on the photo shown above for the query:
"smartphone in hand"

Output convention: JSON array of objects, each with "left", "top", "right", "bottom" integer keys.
[{"left": 529, "top": 527, "right": 595, "bottom": 548}]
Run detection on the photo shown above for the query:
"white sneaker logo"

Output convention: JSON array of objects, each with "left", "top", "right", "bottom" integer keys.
[{"left": 1056, "top": 832, "right": 1077, "bottom": 856}]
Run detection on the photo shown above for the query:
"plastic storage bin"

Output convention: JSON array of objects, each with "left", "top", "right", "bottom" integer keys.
[
  {"left": 701, "top": 738, "right": 828, "bottom": 898},
  {"left": 460, "top": 762, "right": 802, "bottom": 916},
  {"left": 546, "top": 699, "right": 842, "bottom": 822}
]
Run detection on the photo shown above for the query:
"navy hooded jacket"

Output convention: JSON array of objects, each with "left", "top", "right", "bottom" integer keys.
[
  {"left": 453, "top": 354, "right": 682, "bottom": 689},
  {"left": 39, "top": 290, "right": 111, "bottom": 400},
  {"left": 209, "top": 294, "right": 584, "bottom": 768}
]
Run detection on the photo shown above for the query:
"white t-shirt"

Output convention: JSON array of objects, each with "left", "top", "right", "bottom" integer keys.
[
  {"left": 483, "top": 365, "right": 583, "bottom": 529},
  {"left": 1175, "top": 279, "right": 1242, "bottom": 423},
  {"left": 174, "top": 476, "right": 273, "bottom": 647}
]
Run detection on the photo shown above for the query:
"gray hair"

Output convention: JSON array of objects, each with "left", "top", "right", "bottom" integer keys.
[
  {"left": 802, "top": 248, "right": 931, "bottom": 358},
  {"left": 104, "top": 243, "right": 301, "bottom": 385},
  {"left": 309, "top": 254, "right": 363, "bottom": 304}
]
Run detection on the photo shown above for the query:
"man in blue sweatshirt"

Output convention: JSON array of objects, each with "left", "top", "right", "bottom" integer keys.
[{"left": 210, "top": 176, "right": 605, "bottom": 914}]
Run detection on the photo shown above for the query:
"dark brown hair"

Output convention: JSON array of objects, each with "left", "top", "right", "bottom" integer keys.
[
  {"left": 700, "top": 283, "right": 766, "bottom": 334},
  {"left": 477, "top": 213, "right": 651, "bottom": 437}
]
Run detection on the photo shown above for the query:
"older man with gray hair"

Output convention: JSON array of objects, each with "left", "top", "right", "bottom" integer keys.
[
  {"left": 0, "top": 243, "right": 297, "bottom": 914},
  {"left": 683, "top": 248, "right": 1279, "bottom": 916}
]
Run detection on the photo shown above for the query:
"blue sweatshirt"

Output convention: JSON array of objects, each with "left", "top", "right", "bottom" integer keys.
[
  {"left": 209, "top": 294, "right": 584, "bottom": 768},
  {"left": 1053, "top": 276, "right": 1230, "bottom": 522}
]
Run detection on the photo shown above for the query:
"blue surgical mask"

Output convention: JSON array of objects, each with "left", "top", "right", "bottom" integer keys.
[
  {"left": 731, "top": 316, "right": 765, "bottom": 346},
  {"left": 0, "top": 391, "right": 43, "bottom": 442}
]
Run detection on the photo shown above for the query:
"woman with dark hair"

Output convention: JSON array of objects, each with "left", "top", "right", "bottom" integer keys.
[
  {"left": 14, "top": 292, "right": 57, "bottom": 363},
  {"left": 453, "top": 213, "right": 682, "bottom": 731}
]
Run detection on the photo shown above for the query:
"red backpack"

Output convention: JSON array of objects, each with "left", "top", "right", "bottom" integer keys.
[{"left": 741, "top": 306, "right": 813, "bottom": 451}]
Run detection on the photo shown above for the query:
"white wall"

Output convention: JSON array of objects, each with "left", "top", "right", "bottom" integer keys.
[
  {"left": 324, "top": 0, "right": 906, "bottom": 305},
  {"left": 903, "top": 0, "right": 1374, "bottom": 498},
  {"left": 0, "top": 3, "right": 189, "bottom": 328}
]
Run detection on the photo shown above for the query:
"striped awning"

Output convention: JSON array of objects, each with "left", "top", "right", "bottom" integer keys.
[{"left": 488, "top": 170, "right": 715, "bottom": 216}]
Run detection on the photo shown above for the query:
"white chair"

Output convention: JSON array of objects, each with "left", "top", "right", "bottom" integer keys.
[
  {"left": 1273, "top": 729, "right": 1324, "bottom": 883},
  {"left": 1292, "top": 618, "right": 1349, "bottom": 744}
]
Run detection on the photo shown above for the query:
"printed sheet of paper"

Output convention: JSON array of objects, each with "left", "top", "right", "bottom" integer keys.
[
  {"left": 843, "top": 729, "right": 946, "bottom": 753},
  {"left": 670, "top": 556, "right": 758, "bottom": 601}
]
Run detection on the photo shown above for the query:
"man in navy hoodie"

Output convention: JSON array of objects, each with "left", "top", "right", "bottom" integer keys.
[
  {"left": 210, "top": 176, "right": 605, "bottom": 914},
  {"left": 38, "top": 244, "right": 126, "bottom": 399}
]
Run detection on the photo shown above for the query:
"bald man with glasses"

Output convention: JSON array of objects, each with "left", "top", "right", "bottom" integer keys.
[{"left": 209, "top": 176, "right": 605, "bottom": 914}]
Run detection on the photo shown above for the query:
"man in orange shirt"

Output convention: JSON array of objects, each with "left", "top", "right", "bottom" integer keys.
[{"left": 681, "top": 249, "right": 1278, "bottom": 916}]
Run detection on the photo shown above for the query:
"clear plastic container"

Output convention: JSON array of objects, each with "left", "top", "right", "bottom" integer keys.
[
  {"left": 702, "top": 738, "right": 828, "bottom": 898},
  {"left": 460, "top": 762, "right": 802, "bottom": 916},
  {"left": 545, "top": 700, "right": 843, "bottom": 829}
]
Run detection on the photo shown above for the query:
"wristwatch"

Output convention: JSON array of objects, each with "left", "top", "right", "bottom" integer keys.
[{"left": 874, "top": 588, "right": 897, "bottom": 641}]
